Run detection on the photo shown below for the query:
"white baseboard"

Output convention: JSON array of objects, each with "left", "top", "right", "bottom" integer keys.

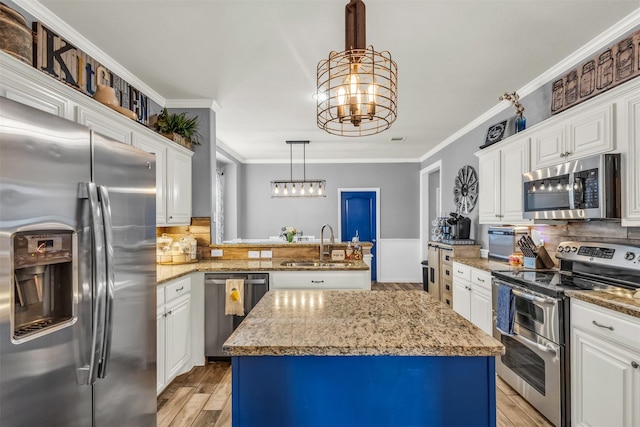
[{"left": 377, "top": 239, "right": 422, "bottom": 283}]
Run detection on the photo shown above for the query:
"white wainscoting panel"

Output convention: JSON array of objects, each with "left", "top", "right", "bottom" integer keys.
[{"left": 377, "top": 239, "right": 422, "bottom": 283}]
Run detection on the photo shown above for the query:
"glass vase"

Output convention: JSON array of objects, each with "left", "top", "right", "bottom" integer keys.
[
  {"left": 287, "top": 233, "right": 294, "bottom": 243},
  {"left": 515, "top": 115, "right": 526, "bottom": 133}
]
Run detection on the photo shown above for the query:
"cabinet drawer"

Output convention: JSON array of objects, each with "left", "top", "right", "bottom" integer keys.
[
  {"left": 440, "top": 249, "right": 454, "bottom": 265},
  {"left": 271, "top": 271, "right": 366, "bottom": 290},
  {"left": 165, "top": 276, "right": 192, "bottom": 303},
  {"left": 441, "top": 279, "right": 453, "bottom": 297},
  {"left": 471, "top": 269, "right": 492, "bottom": 291},
  {"left": 452, "top": 263, "right": 471, "bottom": 281},
  {"left": 571, "top": 299, "right": 640, "bottom": 351},
  {"left": 157, "top": 287, "right": 165, "bottom": 307}
]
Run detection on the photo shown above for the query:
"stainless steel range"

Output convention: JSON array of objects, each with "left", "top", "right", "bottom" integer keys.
[{"left": 491, "top": 241, "right": 640, "bottom": 427}]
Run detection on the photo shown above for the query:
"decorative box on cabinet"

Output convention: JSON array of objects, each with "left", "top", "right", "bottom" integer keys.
[
  {"left": 570, "top": 299, "right": 640, "bottom": 427},
  {"left": 476, "top": 136, "right": 531, "bottom": 225}
]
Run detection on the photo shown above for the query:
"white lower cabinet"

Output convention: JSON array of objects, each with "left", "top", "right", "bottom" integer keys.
[
  {"left": 270, "top": 270, "right": 370, "bottom": 290},
  {"left": 157, "top": 275, "right": 192, "bottom": 394},
  {"left": 571, "top": 299, "right": 640, "bottom": 427},
  {"left": 452, "top": 263, "right": 492, "bottom": 335}
]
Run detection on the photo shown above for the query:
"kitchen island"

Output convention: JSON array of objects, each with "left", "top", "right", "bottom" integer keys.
[{"left": 223, "top": 290, "right": 504, "bottom": 427}]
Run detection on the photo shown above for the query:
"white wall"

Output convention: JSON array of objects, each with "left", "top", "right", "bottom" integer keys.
[{"left": 377, "top": 239, "right": 422, "bottom": 282}]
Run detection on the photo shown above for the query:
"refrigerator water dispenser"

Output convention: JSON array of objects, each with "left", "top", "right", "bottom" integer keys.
[{"left": 12, "top": 230, "right": 75, "bottom": 343}]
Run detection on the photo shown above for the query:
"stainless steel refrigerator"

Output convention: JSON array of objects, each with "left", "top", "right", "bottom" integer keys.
[{"left": 0, "top": 97, "right": 157, "bottom": 426}]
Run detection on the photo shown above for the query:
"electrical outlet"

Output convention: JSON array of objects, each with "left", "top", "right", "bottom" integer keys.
[
  {"left": 248, "top": 251, "right": 261, "bottom": 259},
  {"left": 261, "top": 250, "right": 272, "bottom": 259},
  {"left": 211, "top": 249, "right": 223, "bottom": 257}
]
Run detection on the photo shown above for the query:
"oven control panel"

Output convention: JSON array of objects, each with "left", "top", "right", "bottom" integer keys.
[{"left": 556, "top": 241, "right": 640, "bottom": 268}]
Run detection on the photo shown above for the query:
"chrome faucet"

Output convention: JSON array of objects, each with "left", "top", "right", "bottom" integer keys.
[{"left": 319, "top": 224, "right": 335, "bottom": 261}]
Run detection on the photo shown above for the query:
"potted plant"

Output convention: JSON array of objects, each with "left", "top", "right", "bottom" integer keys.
[{"left": 153, "top": 107, "right": 202, "bottom": 149}]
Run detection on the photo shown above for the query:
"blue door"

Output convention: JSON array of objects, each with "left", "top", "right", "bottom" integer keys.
[{"left": 340, "top": 191, "right": 377, "bottom": 281}]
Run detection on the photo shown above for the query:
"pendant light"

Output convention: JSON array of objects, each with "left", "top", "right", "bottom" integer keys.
[
  {"left": 271, "top": 141, "right": 326, "bottom": 198},
  {"left": 317, "top": 0, "right": 398, "bottom": 137}
]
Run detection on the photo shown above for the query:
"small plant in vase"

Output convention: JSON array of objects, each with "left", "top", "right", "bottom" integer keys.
[
  {"left": 280, "top": 226, "right": 297, "bottom": 243},
  {"left": 154, "top": 107, "right": 202, "bottom": 149},
  {"left": 499, "top": 91, "right": 526, "bottom": 133}
]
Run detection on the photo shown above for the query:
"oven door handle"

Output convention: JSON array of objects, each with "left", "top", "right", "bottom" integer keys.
[
  {"left": 499, "top": 328, "right": 557, "bottom": 356},
  {"left": 510, "top": 288, "right": 556, "bottom": 305}
]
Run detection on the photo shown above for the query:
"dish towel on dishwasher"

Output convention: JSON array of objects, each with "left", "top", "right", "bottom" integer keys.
[
  {"left": 496, "top": 284, "right": 515, "bottom": 336},
  {"left": 225, "top": 279, "right": 245, "bottom": 316}
]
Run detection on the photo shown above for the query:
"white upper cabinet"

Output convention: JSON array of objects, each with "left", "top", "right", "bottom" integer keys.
[
  {"left": 166, "top": 146, "right": 193, "bottom": 225},
  {"left": 76, "top": 105, "right": 133, "bottom": 145},
  {"left": 477, "top": 136, "right": 531, "bottom": 225},
  {"left": 531, "top": 102, "right": 614, "bottom": 169},
  {"left": 133, "top": 132, "right": 193, "bottom": 227},
  {"left": 132, "top": 133, "right": 167, "bottom": 225},
  {"left": 620, "top": 84, "right": 640, "bottom": 227}
]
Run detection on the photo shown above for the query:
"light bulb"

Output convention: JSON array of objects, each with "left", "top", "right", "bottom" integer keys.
[
  {"left": 309, "top": 183, "right": 314, "bottom": 194},
  {"left": 540, "top": 182, "right": 545, "bottom": 191},
  {"left": 274, "top": 184, "right": 279, "bottom": 194},
  {"left": 337, "top": 87, "right": 346, "bottom": 105},
  {"left": 348, "top": 72, "right": 359, "bottom": 97},
  {"left": 531, "top": 184, "right": 536, "bottom": 193},
  {"left": 300, "top": 186, "right": 305, "bottom": 195},
  {"left": 292, "top": 183, "right": 297, "bottom": 194},
  {"left": 284, "top": 184, "right": 289, "bottom": 195}
]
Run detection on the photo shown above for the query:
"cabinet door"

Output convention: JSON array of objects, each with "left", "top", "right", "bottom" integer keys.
[
  {"left": 622, "top": 92, "right": 640, "bottom": 226},
  {"left": 572, "top": 328, "right": 640, "bottom": 427},
  {"left": 500, "top": 137, "right": 532, "bottom": 224},
  {"left": 75, "top": 105, "right": 132, "bottom": 144},
  {"left": 133, "top": 133, "right": 167, "bottom": 225},
  {"left": 478, "top": 150, "right": 501, "bottom": 224},
  {"left": 452, "top": 279, "right": 470, "bottom": 321},
  {"left": 166, "top": 147, "right": 192, "bottom": 225},
  {"left": 530, "top": 122, "right": 565, "bottom": 169},
  {"left": 470, "top": 286, "right": 492, "bottom": 335},
  {"left": 567, "top": 103, "right": 614, "bottom": 159},
  {"left": 165, "top": 294, "right": 191, "bottom": 381},
  {"left": 156, "top": 308, "right": 166, "bottom": 395},
  {"left": 1, "top": 79, "right": 72, "bottom": 119}
]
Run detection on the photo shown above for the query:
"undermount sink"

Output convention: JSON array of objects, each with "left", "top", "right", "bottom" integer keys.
[{"left": 280, "top": 261, "right": 354, "bottom": 268}]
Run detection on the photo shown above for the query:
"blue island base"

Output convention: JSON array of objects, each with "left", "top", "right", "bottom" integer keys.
[{"left": 231, "top": 355, "right": 497, "bottom": 427}]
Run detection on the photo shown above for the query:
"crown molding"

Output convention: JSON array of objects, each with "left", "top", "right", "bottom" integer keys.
[
  {"left": 166, "top": 99, "right": 222, "bottom": 112},
  {"left": 244, "top": 157, "right": 420, "bottom": 165},
  {"left": 420, "top": 7, "right": 640, "bottom": 162},
  {"left": 13, "top": 0, "right": 166, "bottom": 106},
  {"left": 215, "top": 139, "right": 246, "bottom": 164}
]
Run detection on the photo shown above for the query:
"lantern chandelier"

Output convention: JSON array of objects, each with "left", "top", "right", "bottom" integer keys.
[
  {"left": 271, "top": 141, "right": 326, "bottom": 198},
  {"left": 317, "top": 0, "right": 398, "bottom": 137}
]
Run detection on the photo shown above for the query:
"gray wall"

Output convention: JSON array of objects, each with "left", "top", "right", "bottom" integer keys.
[
  {"left": 240, "top": 163, "right": 420, "bottom": 239},
  {"left": 170, "top": 108, "right": 216, "bottom": 242}
]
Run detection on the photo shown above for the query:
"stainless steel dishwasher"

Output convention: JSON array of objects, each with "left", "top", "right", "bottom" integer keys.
[{"left": 205, "top": 273, "right": 269, "bottom": 358}]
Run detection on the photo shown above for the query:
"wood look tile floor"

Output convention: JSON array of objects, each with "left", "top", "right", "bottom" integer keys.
[{"left": 158, "top": 282, "right": 553, "bottom": 427}]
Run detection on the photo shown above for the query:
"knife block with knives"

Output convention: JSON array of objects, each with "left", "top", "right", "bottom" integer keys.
[{"left": 518, "top": 235, "right": 556, "bottom": 269}]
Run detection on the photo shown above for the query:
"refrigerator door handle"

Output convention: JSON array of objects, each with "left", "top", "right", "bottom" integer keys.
[
  {"left": 97, "top": 185, "right": 114, "bottom": 379},
  {"left": 86, "top": 182, "right": 107, "bottom": 385}
]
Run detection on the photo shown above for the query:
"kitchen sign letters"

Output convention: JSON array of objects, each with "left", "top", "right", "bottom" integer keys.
[{"left": 33, "top": 23, "right": 149, "bottom": 125}]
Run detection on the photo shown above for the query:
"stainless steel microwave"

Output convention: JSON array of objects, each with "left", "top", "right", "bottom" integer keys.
[{"left": 522, "top": 153, "right": 621, "bottom": 220}]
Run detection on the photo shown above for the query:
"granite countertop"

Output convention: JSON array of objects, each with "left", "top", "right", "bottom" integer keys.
[
  {"left": 223, "top": 290, "right": 504, "bottom": 357},
  {"left": 157, "top": 259, "right": 369, "bottom": 285},
  {"left": 451, "top": 257, "right": 518, "bottom": 273},
  {"left": 565, "top": 289, "right": 640, "bottom": 319}
]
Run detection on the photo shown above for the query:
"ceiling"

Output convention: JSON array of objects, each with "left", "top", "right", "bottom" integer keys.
[{"left": 33, "top": 0, "right": 639, "bottom": 163}]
